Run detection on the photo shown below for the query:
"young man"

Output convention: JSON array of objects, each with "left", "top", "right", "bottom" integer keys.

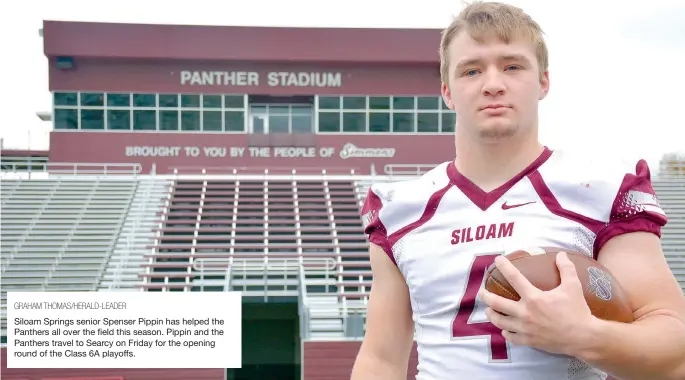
[{"left": 350, "top": 2, "right": 685, "bottom": 380}]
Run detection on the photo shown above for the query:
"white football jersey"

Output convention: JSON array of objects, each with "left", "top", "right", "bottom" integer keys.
[{"left": 362, "top": 147, "right": 668, "bottom": 380}]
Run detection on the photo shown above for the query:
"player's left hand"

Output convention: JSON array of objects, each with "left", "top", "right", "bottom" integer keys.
[{"left": 479, "top": 251, "right": 596, "bottom": 357}]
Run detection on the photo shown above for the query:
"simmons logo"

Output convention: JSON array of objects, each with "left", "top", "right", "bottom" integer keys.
[
  {"left": 587, "top": 267, "right": 613, "bottom": 301},
  {"left": 339, "top": 143, "right": 396, "bottom": 159}
]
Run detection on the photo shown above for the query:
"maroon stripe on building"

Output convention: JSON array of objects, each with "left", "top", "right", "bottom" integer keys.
[{"left": 43, "top": 21, "right": 442, "bottom": 64}]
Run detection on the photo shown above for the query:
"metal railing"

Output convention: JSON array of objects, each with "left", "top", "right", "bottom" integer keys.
[
  {"left": 107, "top": 177, "right": 162, "bottom": 290},
  {"left": 0, "top": 162, "right": 142, "bottom": 178},
  {"left": 169, "top": 166, "right": 362, "bottom": 176},
  {"left": 192, "top": 257, "right": 337, "bottom": 273},
  {"left": 223, "top": 266, "right": 233, "bottom": 291},
  {"left": 1, "top": 158, "right": 681, "bottom": 180},
  {"left": 384, "top": 164, "right": 438, "bottom": 177},
  {"left": 298, "top": 264, "right": 311, "bottom": 340}
]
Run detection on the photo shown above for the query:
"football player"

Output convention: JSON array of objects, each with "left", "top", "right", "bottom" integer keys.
[{"left": 350, "top": 1, "right": 685, "bottom": 379}]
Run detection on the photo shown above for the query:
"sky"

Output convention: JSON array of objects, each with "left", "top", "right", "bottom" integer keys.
[{"left": 0, "top": 0, "right": 684, "bottom": 170}]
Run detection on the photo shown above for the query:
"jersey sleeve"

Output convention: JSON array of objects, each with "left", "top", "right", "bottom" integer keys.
[
  {"left": 361, "top": 186, "right": 396, "bottom": 265},
  {"left": 594, "top": 159, "right": 668, "bottom": 255}
]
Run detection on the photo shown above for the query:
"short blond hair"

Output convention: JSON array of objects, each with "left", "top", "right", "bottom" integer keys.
[{"left": 439, "top": 1, "right": 549, "bottom": 84}]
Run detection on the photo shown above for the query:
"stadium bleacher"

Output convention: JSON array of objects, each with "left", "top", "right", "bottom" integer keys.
[
  {"left": 139, "top": 169, "right": 397, "bottom": 339},
  {"left": 0, "top": 174, "right": 172, "bottom": 335},
  {"left": 1, "top": 178, "right": 137, "bottom": 289},
  {"left": 653, "top": 177, "right": 685, "bottom": 290}
]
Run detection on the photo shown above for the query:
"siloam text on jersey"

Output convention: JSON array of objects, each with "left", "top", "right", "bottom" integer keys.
[{"left": 451, "top": 222, "right": 514, "bottom": 245}]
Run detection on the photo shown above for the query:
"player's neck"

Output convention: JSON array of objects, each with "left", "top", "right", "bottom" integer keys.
[{"left": 453, "top": 135, "right": 544, "bottom": 192}]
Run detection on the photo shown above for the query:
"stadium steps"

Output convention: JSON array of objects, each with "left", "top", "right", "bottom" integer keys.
[
  {"left": 0, "top": 177, "right": 138, "bottom": 336},
  {"left": 298, "top": 178, "right": 373, "bottom": 339},
  {"left": 99, "top": 177, "right": 172, "bottom": 291},
  {"left": 305, "top": 294, "right": 345, "bottom": 339},
  {"left": 230, "top": 270, "right": 301, "bottom": 296}
]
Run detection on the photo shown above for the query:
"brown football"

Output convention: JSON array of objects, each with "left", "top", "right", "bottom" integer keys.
[{"left": 484, "top": 247, "right": 634, "bottom": 323}]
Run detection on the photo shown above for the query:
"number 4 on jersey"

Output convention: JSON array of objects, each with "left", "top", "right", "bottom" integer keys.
[{"left": 451, "top": 254, "right": 510, "bottom": 362}]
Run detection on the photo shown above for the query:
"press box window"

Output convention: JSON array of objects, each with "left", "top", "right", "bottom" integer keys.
[
  {"left": 392, "top": 113, "right": 414, "bottom": 132},
  {"left": 342, "top": 96, "right": 366, "bottom": 109},
  {"left": 369, "top": 113, "right": 390, "bottom": 132},
  {"left": 318, "top": 112, "right": 340, "bottom": 132},
  {"left": 417, "top": 113, "right": 439, "bottom": 133},
  {"left": 159, "top": 94, "right": 179, "bottom": 108},
  {"left": 133, "top": 94, "right": 156, "bottom": 107},
  {"left": 107, "top": 93, "right": 130, "bottom": 107},
  {"left": 392, "top": 96, "right": 414, "bottom": 110},
  {"left": 203, "top": 95, "right": 222, "bottom": 109},
  {"left": 107, "top": 110, "right": 131, "bottom": 130},
  {"left": 54, "top": 109, "right": 78, "bottom": 129},
  {"left": 343, "top": 112, "right": 366, "bottom": 132},
  {"left": 54, "top": 92, "right": 77, "bottom": 106},
  {"left": 81, "top": 93, "right": 104, "bottom": 107},
  {"left": 181, "top": 111, "right": 200, "bottom": 131},
  {"left": 224, "top": 95, "right": 245, "bottom": 108},
  {"left": 160, "top": 111, "right": 179, "bottom": 130},
  {"left": 417, "top": 96, "right": 440, "bottom": 110},
  {"left": 203, "top": 111, "right": 222, "bottom": 131},
  {"left": 181, "top": 94, "right": 200, "bottom": 108},
  {"left": 369, "top": 97, "right": 390, "bottom": 110},
  {"left": 318, "top": 96, "right": 340, "bottom": 110},
  {"left": 81, "top": 110, "right": 104, "bottom": 129},
  {"left": 133, "top": 110, "right": 156, "bottom": 130},
  {"left": 224, "top": 111, "right": 244, "bottom": 132}
]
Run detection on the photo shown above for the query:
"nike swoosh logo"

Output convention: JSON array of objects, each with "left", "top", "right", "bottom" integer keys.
[{"left": 502, "top": 201, "right": 536, "bottom": 210}]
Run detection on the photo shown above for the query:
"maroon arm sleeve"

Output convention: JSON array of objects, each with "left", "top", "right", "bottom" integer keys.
[{"left": 593, "top": 159, "right": 668, "bottom": 258}]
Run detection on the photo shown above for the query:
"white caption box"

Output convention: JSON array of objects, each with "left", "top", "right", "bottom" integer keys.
[{"left": 6, "top": 291, "right": 242, "bottom": 368}]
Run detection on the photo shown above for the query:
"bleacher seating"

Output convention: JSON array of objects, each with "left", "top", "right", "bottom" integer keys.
[
  {"left": 139, "top": 172, "right": 382, "bottom": 338},
  {"left": 0, "top": 176, "right": 172, "bottom": 336},
  {"left": 0, "top": 178, "right": 137, "bottom": 289},
  {"left": 653, "top": 178, "right": 685, "bottom": 291}
]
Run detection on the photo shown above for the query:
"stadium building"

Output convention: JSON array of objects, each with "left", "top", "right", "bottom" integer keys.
[
  {"left": 0, "top": 20, "right": 450, "bottom": 380},
  {"left": 2, "top": 20, "right": 683, "bottom": 380}
]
